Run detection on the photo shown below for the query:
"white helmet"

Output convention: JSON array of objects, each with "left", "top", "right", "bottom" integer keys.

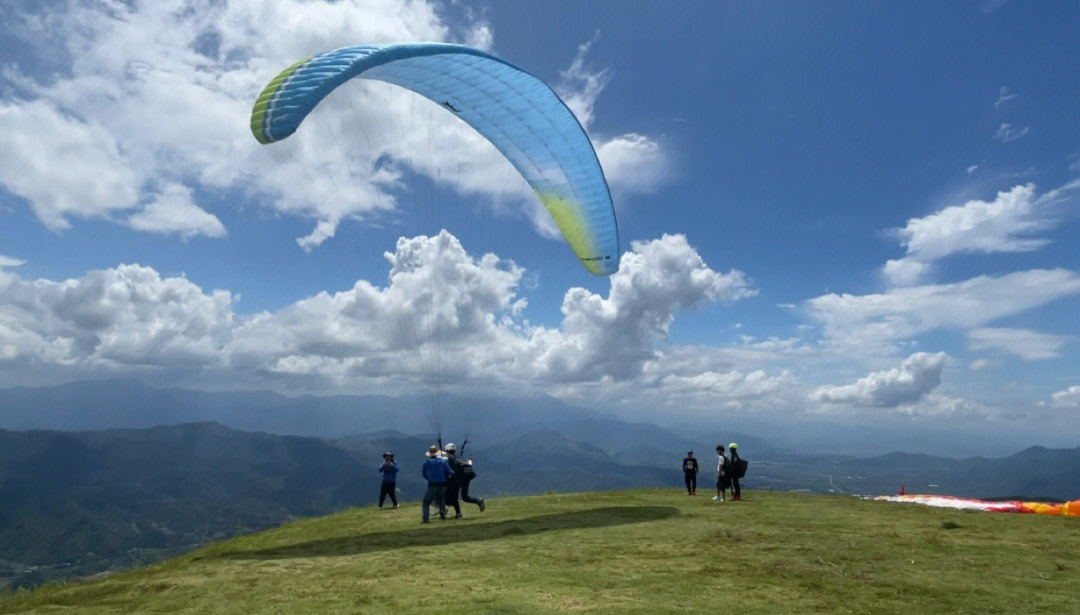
[{"left": 445, "top": 442, "right": 456, "bottom": 453}]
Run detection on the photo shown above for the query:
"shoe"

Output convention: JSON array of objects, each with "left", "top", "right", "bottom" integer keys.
[
  {"left": 479, "top": 498, "right": 486, "bottom": 512},
  {"left": 421, "top": 519, "right": 429, "bottom": 524},
  {"left": 454, "top": 513, "right": 462, "bottom": 519},
  {"left": 440, "top": 512, "right": 447, "bottom": 520},
  {"left": 392, "top": 504, "right": 398, "bottom": 509},
  {"left": 712, "top": 495, "right": 719, "bottom": 501}
]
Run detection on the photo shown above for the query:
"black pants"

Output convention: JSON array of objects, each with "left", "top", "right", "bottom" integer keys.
[
  {"left": 731, "top": 476, "right": 741, "bottom": 498},
  {"left": 379, "top": 482, "right": 397, "bottom": 507},
  {"left": 684, "top": 472, "right": 697, "bottom": 494},
  {"left": 446, "top": 484, "right": 462, "bottom": 515},
  {"left": 461, "top": 480, "right": 481, "bottom": 505}
]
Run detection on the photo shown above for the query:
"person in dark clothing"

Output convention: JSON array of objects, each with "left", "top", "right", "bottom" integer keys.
[
  {"left": 682, "top": 450, "right": 699, "bottom": 495},
  {"left": 459, "top": 455, "right": 486, "bottom": 512},
  {"left": 729, "top": 442, "right": 742, "bottom": 501},
  {"left": 377, "top": 451, "right": 399, "bottom": 508},
  {"left": 444, "top": 443, "right": 464, "bottom": 519},
  {"left": 421, "top": 445, "right": 454, "bottom": 523}
]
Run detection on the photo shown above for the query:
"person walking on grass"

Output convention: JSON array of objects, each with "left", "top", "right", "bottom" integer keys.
[
  {"left": 682, "top": 450, "right": 699, "bottom": 495},
  {"left": 459, "top": 455, "right": 486, "bottom": 512},
  {"left": 378, "top": 451, "right": 399, "bottom": 509},
  {"left": 421, "top": 444, "right": 454, "bottom": 523},
  {"left": 444, "top": 443, "right": 465, "bottom": 519},
  {"left": 713, "top": 444, "right": 731, "bottom": 502}
]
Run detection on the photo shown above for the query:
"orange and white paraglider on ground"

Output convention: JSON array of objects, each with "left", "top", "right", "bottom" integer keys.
[{"left": 875, "top": 494, "right": 1080, "bottom": 516}]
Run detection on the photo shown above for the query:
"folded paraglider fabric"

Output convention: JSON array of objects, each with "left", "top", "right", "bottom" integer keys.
[{"left": 875, "top": 494, "right": 1080, "bottom": 516}]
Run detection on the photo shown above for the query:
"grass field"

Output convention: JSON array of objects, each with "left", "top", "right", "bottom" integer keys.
[{"left": 2, "top": 489, "right": 1077, "bottom": 614}]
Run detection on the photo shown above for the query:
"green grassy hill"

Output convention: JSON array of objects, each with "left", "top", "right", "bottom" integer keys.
[{"left": 2, "top": 489, "right": 1077, "bottom": 614}]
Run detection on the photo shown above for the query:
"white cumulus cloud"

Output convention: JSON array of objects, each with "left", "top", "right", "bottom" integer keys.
[
  {"left": 521, "top": 234, "right": 755, "bottom": 383},
  {"left": 0, "top": 231, "right": 754, "bottom": 399},
  {"left": 810, "top": 352, "right": 947, "bottom": 408},
  {"left": 1, "top": 1, "right": 668, "bottom": 251},
  {"left": 1047, "top": 386, "right": 1080, "bottom": 408},
  {"left": 127, "top": 183, "right": 225, "bottom": 238},
  {"left": 0, "top": 100, "right": 140, "bottom": 231},
  {"left": 0, "top": 263, "right": 235, "bottom": 370}
]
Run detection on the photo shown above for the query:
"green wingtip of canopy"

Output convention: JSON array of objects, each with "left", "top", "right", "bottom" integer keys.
[{"left": 250, "top": 57, "right": 312, "bottom": 144}]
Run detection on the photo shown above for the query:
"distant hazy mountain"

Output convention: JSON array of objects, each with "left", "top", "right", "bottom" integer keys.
[
  {"left": 0, "top": 423, "right": 367, "bottom": 588},
  {"left": 0, "top": 379, "right": 605, "bottom": 443},
  {"left": 0, "top": 422, "right": 674, "bottom": 589},
  {"left": 0, "top": 380, "right": 1052, "bottom": 459},
  {"left": 0, "top": 379, "right": 758, "bottom": 459}
]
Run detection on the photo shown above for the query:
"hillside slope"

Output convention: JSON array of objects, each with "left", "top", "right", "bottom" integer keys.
[{"left": 2, "top": 489, "right": 1077, "bottom": 614}]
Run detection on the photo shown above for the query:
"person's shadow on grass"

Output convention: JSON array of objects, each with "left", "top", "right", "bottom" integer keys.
[{"left": 217, "top": 506, "right": 679, "bottom": 560}]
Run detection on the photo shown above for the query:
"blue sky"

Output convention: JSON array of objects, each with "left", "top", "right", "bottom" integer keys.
[{"left": 1, "top": 1, "right": 1079, "bottom": 444}]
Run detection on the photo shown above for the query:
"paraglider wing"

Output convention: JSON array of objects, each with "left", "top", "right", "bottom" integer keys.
[
  {"left": 251, "top": 43, "right": 619, "bottom": 275},
  {"left": 876, "top": 494, "right": 1080, "bottom": 517}
]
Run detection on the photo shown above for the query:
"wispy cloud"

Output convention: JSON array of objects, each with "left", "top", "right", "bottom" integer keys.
[
  {"left": 993, "top": 123, "right": 1029, "bottom": 143},
  {"left": 968, "top": 328, "right": 1072, "bottom": 360},
  {"left": 994, "top": 86, "right": 1017, "bottom": 109},
  {"left": 883, "top": 182, "right": 1076, "bottom": 286},
  {"left": 0, "top": 255, "right": 26, "bottom": 269},
  {"left": 557, "top": 31, "right": 673, "bottom": 200},
  {"left": 805, "top": 269, "right": 1080, "bottom": 354}
]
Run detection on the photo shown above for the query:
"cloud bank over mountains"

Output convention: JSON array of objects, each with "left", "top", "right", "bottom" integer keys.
[{"left": 0, "top": 233, "right": 763, "bottom": 406}]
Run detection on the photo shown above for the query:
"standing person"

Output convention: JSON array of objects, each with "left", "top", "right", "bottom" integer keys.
[
  {"left": 377, "top": 451, "right": 399, "bottom": 509},
  {"left": 729, "top": 442, "right": 743, "bottom": 501},
  {"left": 421, "top": 444, "right": 454, "bottom": 523},
  {"left": 682, "top": 450, "right": 699, "bottom": 495},
  {"left": 459, "top": 455, "right": 486, "bottom": 512},
  {"left": 713, "top": 444, "right": 730, "bottom": 502},
  {"left": 444, "top": 443, "right": 464, "bottom": 519}
]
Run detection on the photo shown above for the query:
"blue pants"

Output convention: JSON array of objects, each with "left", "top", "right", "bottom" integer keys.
[{"left": 422, "top": 483, "right": 447, "bottom": 521}]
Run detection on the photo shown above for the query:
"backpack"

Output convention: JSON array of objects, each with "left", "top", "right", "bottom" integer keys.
[
  {"left": 462, "top": 463, "right": 477, "bottom": 480},
  {"left": 734, "top": 458, "right": 748, "bottom": 479}
]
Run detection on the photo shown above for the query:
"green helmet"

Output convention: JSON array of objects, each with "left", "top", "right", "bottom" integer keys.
[{"left": 729, "top": 442, "right": 738, "bottom": 450}]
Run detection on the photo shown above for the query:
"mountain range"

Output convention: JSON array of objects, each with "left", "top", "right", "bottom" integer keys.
[{"left": 1, "top": 380, "right": 1077, "bottom": 590}]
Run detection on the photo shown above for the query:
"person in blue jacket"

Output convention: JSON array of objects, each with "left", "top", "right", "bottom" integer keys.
[
  {"left": 421, "top": 445, "right": 454, "bottom": 523},
  {"left": 377, "top": 451, "right": 399, "bottom": 509}
]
